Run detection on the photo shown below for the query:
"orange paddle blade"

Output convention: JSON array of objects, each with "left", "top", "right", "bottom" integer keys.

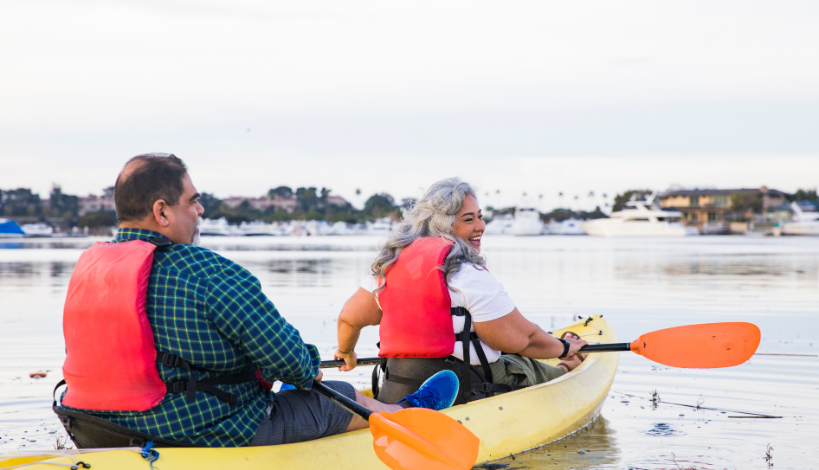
[
  {"left": 629, "top": 322, "right": 760, "bottom": 368},
  {"left": 369, "top": 408, "right": 480, "bottom": 470}
]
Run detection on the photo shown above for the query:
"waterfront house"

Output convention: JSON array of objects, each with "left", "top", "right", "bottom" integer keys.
[{"left": 659, "top": 187, "right": 789, "bottom": 229}]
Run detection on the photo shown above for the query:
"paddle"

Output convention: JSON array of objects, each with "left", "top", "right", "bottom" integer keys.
[
  {"left": 311, "top": 380, "right": 480, "bottom": 470},
  {"left": 321, "top": 322, "right": 761, "bottom": 370}
]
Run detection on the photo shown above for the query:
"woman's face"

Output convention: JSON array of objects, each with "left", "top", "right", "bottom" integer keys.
[{"left": 452, "top": 194, "right": 485, "bottom": 252}]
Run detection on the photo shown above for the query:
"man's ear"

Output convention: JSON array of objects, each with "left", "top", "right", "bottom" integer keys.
[{"left": 152, "top": 200, "right": 170, "bottom": 227}]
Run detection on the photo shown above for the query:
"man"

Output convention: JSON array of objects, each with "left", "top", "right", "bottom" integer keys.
[{"left": 57, "top": 153, "right": 458, "bottom": 447}]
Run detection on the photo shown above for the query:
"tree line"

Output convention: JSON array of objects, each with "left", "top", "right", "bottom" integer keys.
[
  {"left": 3, "top": 185, "right": 816, "bottom": 229},
  {"left": 198, "top": 186, "right": 409, "bottom": 225}
]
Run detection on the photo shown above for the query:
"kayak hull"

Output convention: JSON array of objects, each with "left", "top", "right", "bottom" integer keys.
[{"left": 2, "top": 315, "right": 617, "bottom": 470}]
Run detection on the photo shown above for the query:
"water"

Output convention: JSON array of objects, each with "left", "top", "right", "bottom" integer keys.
[{"left": 1, "top": 235, "right": 818, "bottom": 469}]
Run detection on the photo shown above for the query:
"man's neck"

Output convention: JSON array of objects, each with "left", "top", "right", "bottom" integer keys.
[{"left": 119, "top": 221, "right": 165, "bottom": 235}]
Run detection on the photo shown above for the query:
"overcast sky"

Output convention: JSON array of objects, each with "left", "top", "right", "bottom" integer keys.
[{"left": 1, "top": 0, "right": 817, "bottom": 210}]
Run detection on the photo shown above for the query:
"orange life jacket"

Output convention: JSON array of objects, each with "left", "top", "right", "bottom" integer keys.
[
  {"left": 378, "top": 237, "right": 456, "bottom": 358},
  {"left": 62, "top": 239, "right": 256, "bottom": 412}
]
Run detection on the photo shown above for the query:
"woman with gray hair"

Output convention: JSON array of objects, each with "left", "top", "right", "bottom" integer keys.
[{"left": 335, "top": 178, "right": 587, "bottom": 405}]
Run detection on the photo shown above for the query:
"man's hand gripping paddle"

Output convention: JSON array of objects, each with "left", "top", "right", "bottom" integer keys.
[
  {"left": 311, "top": 381, "right": 479, "bottom": 470},
  {"left": 321, "top": 322, "right": 762, "bottom": 370}
]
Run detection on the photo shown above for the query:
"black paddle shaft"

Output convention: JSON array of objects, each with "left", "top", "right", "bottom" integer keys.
[
  {"left": 320, "top": 344, "right": 632, "bottom": 369},
  {"left": 320, "top": 358, "right": 383, "bottom": 368},
  {"left": 579, "top": 343, "right": 631, "bottom": 352},
  {"left": 312, "top": 380, "right": 373, "bottom": 420}
]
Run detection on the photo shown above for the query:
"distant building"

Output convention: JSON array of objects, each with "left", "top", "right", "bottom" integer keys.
[
  {"left": 78, "top": 194, "right": 115, "bottom": 216},
  {"left": 659, "top": 187, "right": 789, "bottom": 227},
  {"left": 222, "top": 196, "right": 280, "bottom": 211},
  {"left": 222, "top": 195, "right": 348, "bottom": 214}
]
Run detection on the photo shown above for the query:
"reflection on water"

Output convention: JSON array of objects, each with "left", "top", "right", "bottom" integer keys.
[
  {"left": 0, "top": 262, "right": 75, "bottom": 280},
  {"left": 644, "top": 422, "right": 678, "bottom": 436},
  {"left": 1, "top": 236, "right": 818, "bottom": 469},
  {"left": 477, "top": 416, "right": 620, "bottom": 469}
]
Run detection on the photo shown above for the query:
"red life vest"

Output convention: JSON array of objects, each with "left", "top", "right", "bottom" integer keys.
[
  {"left": 61, "top": 239, "right": 259, "bottom": 412},
  {"left": 62, "top": 240, "right": 166, "bottom": 411},
  {"left": 378, "top": 237, "right": 456, "bottom": 358}
]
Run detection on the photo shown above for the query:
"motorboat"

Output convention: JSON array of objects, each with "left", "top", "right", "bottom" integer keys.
[
  {"left": 581, "top": 194, "right": 693, "bottom": 237},
  {"left": 0, "top": 219, "right": 26, "bottom": 238},
  {"left": 329, "top": 221, "right": 353, "bottom": 235},
  {"left": 198, "top": 218, "right": 235, "bottom": 236},
  {"left": 781, "top": 202, "right": 819, "bottom": 236},
  {"left": 363, "top": 218, "right": 393, "bottom": 236},
  {"left": 545, "top": 218, "right": 587, "bottom": 235},
  {"left": 239, "top": 221, "right": 279, "bottom": 236},
  {"left": 304, "top": 220, "right": 332, "bottom": 236},
  {"left": 511, "top": 207, "right": 544, "bottom": 236},
  {"left": 21, "top": 223, "right": 54, "bottom": 238},
  {"left": 484, "top": 214, "right": 514, "bottom": 235}
]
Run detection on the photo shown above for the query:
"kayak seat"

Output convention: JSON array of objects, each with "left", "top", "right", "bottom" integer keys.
[
  {"left": 52, "top": 380, "right": 201, "bottom": 449},
  {"left": 53, "top": 404, "right": 202, "bottom": 449},
  {"left": 374, "top": 307, "right": 524, "bottom": 405}
]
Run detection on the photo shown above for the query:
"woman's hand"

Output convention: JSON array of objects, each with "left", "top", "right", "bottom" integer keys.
[
  {"left": 565, "top": 336, "right": 588, "bottom": 357},
  {"left": 336, "top": 288, "right": 382, "bottom": 372},
  {"left": 335, "top": 349, "right": 358, "bottom": 371}
]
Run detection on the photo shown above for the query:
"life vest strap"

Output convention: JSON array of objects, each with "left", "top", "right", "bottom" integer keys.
[
  {"left": 374, "top": 306, "right": 506, "bottom": 403},
  {"left": 157, "top": 351, "right": 257, "bottom": 404}
]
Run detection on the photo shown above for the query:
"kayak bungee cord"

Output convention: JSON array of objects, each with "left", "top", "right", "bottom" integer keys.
[{"left": 0, "top": 441, "right": 159, "bottom": 470}]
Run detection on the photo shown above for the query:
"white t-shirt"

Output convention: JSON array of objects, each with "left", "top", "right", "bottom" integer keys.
[{"left": 360, "top": 264, "right": 516, "bottom": 365}]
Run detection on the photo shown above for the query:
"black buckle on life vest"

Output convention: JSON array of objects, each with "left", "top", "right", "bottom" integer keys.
[
  {"left": 167, "top": 381, "right": 189, "bottom": 394},
  {"left": 148, "top": 237, "right": 173, "bottom": 249},
  {"left": 159, "top": 353, "right": 184, "bottom": 368}
]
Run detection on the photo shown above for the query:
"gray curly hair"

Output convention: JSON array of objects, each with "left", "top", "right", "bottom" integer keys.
[{"left": 371, "top": 178, "right": 486, "bottom": 293}]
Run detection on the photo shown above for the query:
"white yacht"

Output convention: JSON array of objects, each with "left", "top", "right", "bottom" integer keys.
[
  {"left": 199, "top": 217, "right": 234, "bottom": 236},
  {"left": 365, "top": 218, "right": 393, "bottom": 236},
  {"left": 511, "top": 207, "right": 544, "bottom": 236},
  {"left": 21, "top": 223, "right": 54, "bottom": 237},
  {"left": 484, "top": 214, "right": 514, "bottom": 235},
  {"left": 781, "top": 202, "right": 819, "bottom": 236},
  {"left": 546, "top": 218, "right": 587, "bottom": 235},
  {"left": 329, "top": 221, "right": 353, "bottom": 235},
  {"left": 581, "top": 194, "right": 694, "bottom": 237},
  {"left": 239, "top": 220, "right": 279, "bottom": 236}
]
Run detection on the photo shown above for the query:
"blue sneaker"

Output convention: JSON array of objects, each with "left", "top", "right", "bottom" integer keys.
[{"left": 397, "top": 370, "right": 459, "bottom": 410}]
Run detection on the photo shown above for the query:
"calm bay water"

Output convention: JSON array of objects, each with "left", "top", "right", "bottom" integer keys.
[{"left": 1, "top": 235, "right": 817, "bottom": 469}]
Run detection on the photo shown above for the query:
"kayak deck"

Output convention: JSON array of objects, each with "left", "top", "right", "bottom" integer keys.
[{"left": 1, "top": 315, "right": 617, "bottom": 470}]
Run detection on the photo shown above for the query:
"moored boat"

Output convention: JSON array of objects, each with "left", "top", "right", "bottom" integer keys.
[
  {"left": 2, "top": 315, "right": 617, "bottom": 470},
  {"left": 780, "top": 202, "right": 819, "bottom": 236},
  {"left": 546, "top": 218, "right": 587, "bottom": 235},
  {"left": 511, "top": 207, "right": 544, "bottom": 236},
  {"left": 0, "top": 219, "right": 26, "bottom": 238},
  {"left": 582, "top": 194, "right": 694, "bottom": 237},
  {"left": 21, "top": 223, "right": 54, "bottom": 238}
]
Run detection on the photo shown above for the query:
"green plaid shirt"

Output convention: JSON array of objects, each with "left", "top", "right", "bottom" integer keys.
[{"left": 69, "top": 228, "right": 320, "bottom": 446}]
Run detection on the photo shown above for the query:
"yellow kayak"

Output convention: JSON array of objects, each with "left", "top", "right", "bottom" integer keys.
[{"left": 1, "top": 315, "right": 617, "bottom": 470}]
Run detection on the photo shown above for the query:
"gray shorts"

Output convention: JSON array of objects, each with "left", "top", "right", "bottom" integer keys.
[{"left": 249, "top": 380, "right": 356, "bottom": 446}]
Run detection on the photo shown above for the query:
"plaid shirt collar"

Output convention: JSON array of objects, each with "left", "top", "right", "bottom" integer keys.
[{"left": 114, "top": 227, "right": 170, "bottom": 244}]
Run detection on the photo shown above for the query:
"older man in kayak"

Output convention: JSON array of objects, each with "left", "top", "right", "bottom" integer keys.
[
  {"left": 55, "top": 153, "right": 459, "bottom": 448},
  {"left": 335, "top": 177, "right": 588, "bottom": 405}
]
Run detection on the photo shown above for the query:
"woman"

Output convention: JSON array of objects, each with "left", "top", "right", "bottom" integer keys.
[{"left": 335, "top": 178, "right": 587, "bottom": 405}]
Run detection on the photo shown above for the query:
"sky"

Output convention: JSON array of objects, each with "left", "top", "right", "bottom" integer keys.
[{"left": 1, "top": 0, "right": 818, "bottom": 211}]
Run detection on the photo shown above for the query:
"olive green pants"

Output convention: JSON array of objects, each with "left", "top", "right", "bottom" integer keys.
[
  {"left": 376, "top": 354, "right": 567, "bottom": 405},
  {"left": 487, "top": 354, "right": 566, "bottom": 388}
]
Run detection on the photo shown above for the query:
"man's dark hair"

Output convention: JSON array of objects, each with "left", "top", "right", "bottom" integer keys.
[{"left": 114, "top": 153, "right": 188, "bottom": 222}]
